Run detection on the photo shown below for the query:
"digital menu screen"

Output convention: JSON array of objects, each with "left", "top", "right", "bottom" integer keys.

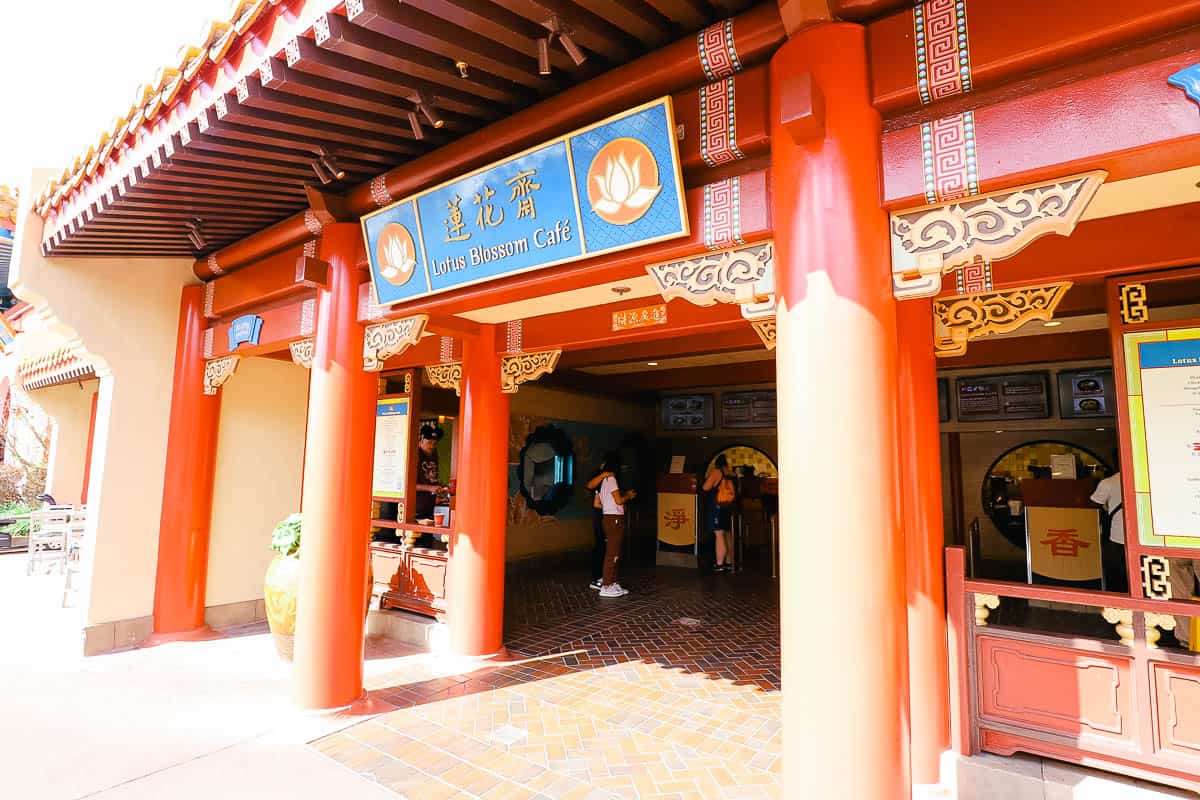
[
  {"left": 1057, "top": 368, "right": 1115, "bottom": 419},
  {"left": 721, "top": 390, "right": 777, "bottom": 429},
  {"left": 956, "top": 373, "right": 1050, "bottom": 421},
  {"left": 661, "top": 394, "right": 714, "bottom": 431}
]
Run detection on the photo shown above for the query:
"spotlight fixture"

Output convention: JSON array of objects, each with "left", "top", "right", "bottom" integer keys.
[
  {"left": 537, "top": 37, "right": 551, "bottom": 76},
  {"left": 539, "top": 15, "right": 587, "bottom": 74},
  {"left": 455, "top": 60, "right": 470, "bottom": 79},
  {"left": 310, "top": 157, "right": 333, "bottom": 185},
  {"left": 408, "top": 110, "right": 425, "bottom": 140},
  {"left": 414, "top": 92, "right": 444, "bottom": 129},
  {"left": 184, "top": 217, "right": 207, "bottom": 250},
  {"left": 647, "top": 362, "right": 659, "bottom": 367},
  {"left": 1042, "top": 320, "right": 1063, "bottom": 327},
  {"left": 315, "top": 146, "right": 346, "bottom": 181}
]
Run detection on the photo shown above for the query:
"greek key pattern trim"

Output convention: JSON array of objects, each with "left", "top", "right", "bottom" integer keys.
[
  {"left": 425, "top": 362, "right": 462, "bottom": 395},
  {"left": 203, "top": 355, "right": 239, "bottom": 395},
  {"left": 202, "top": 328, "right": 214, "bottom": 359},
  {"left": 439, "top": 336, "right": 454, "bottom": 363},
  {"left": 934, "top": 281, "right": 1072, "bottom": 358},
  {"left": 206, "top": 253, "right": 224, "bottom": 277},
  {"left": 954, "top": 257, "right": 992, "bottom": 295},
  {"left": 699, "top": 78, "right": 743, "bottom": 168},
  {"left": 300, "top": 298, "right": 316, "bottom": 336},
  {"left": 505, "top": 319, "right": 523, "bottom": 354},
  {"left": 501, "top": 349, "right": 561, "bottom": 394},
  {"left": 303, "top": 209, "right": 322, "bottom": 236},
  {"left": 703, "top": 177, "right": 743, "bottom": 251},
  {"left": 203, "top": 280, "right": 216, "bottom": 318},
  {"left": 647, "top": 241, "right": 773, "bottom": 307},
  {"left": 697, "top": 19, "right": 741, "bottom": 82},
  {"left": 363, "top": 314, "right": 428, "bottom": 372},
  {"left": 890, "top": 171, "right": 1105, "bottom": 300},
  {"left": 751, "top": 318, "right": 776, "bottom": 351},
  {"left": 921, "top": 111, "right": 978, "bottom": 204},
  {"left": 914, "top": 0, "right": 972, "bottom": 106},
  {"left": 1120, "top": 283, "right": 1149, "bottom": 324},
  {"left": 370, "top": 175, "right": 392, "bottom": 209},
  {"left": 289, "top": 338, "right": 314, "bottom": 369}
]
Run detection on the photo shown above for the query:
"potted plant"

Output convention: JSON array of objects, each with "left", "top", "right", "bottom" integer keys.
[{"left": 262, "top": 513, "right": 374, "bottom": 662}]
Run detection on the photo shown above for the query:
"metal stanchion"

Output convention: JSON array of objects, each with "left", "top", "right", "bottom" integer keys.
[{"left": 770, "top": 513, "right": 779, "bottom": 580}]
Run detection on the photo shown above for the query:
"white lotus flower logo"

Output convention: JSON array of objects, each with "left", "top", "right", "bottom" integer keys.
[
  {"left": 592, "top": 151, "right": 661, "bottom": 219},
  {"left": 379, "top": 231, "right": 416, "bottom": 285}
]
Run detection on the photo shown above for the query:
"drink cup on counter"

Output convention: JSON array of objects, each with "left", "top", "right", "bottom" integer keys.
[
  {"left": 434, "top": 513, "right": 446, "bottom": 527},
  {"left": 1007, "top": 499, "right": 1023, "bottom": 515}
]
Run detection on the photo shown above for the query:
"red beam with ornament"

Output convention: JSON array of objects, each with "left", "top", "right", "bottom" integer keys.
[
  {"left": 205, "top": 244, "right": 326, "bottom": 319},
  {"left": 204, "top": 293, "right": 317, "bottom": 359}
]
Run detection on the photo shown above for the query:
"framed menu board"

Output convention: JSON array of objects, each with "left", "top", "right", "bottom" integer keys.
[
  {"left": 956, "top": 373, "right": 1050, "bottom": 422},
  {"left": 721, "top": 390, "right": 777, "bottom": 429},
  {"left": 661, "top": 394, "right": 713, "bottom": 431},
  {"left": 373, "top": 397, "right": 411, "bottom": 499}
]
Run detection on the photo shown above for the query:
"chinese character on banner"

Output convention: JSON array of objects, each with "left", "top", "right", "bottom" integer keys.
[
  {"left": 444, "top": 194, "right": 469, "bottom": 242},
  {"left": 474, "top": 185, "right": 504, "bottom": 230},
  {"left": 507, "top": 169, "right": 541, "bottom": 221},
  {"left": 663, "top": 509, "right": 689, "bottom": 530},
  {"left": 1040, "top": 528, "right": 1090, "bottom": 558}
]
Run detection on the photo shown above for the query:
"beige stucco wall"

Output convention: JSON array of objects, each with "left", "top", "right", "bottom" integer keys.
[
  {"left": 205, "top": 357, "right": 309, "bottom": 607},
  {"left": 12, "top": 173, "right": 196, "bottom": 629},
  {"left": 31, "top": 378, "right": 98, "bottom": 506}
]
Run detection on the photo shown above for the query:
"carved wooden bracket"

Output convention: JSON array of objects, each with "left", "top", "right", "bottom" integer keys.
[
  {"left": 289, "top": 338, "right": 314, "bottom": 369},
  {"left": 203, "top": 355, "right": 239, "bottom": 395},
  {"left": 500, "top": 349, "right": 561, "bottom": 394},
  {"left": 362, "top": 314, "right": 428, "bottom": 371},
  {"left": 934, "top": 282, "right": 1072, "bottom": 358},
  {"left": 425, "top": 362, "right": 462, "bottom": 395},
  {"left": 750, "top": 318, "right": 776, "bottom": 350},
  {"left": 646, "top": 240, "right": 774, "bottom": 307},
  {"left": 974, "top": 593, "right": 999, "bottom": 626},
  {"left": 890, "top": 171, "right": 1105, "bottom": 300}
]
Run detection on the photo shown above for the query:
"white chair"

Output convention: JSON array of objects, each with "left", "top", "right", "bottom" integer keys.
[
  {"left": 62, "top": 508, "right": 87, "bottom": 606},
  {"left": 27, "top": 508, "right": 71, "bottom": 576}
]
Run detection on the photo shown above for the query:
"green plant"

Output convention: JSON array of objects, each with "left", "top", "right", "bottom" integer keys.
[
  {"left": 270, "top": 513, "right": 302, "bottom": 557},
  {"left": 0, "top": 500, "right": 33, "bottom": 537}
]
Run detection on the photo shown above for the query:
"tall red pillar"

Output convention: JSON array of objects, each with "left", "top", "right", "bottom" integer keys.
[
  {"left": 152, "top": 285, "right": 222, "bottom": 635},
  {"left": 897, "top": 299, "right": 951, "bottom": 784},
  {"left": 771, "top": 24, "right": 912, "bottom": 800},
  {"left": 293, "top": 223, "right": 376, "bottom": 710},
  {"left": 446, "top": 324, "right": 509, "bottom": 656}
]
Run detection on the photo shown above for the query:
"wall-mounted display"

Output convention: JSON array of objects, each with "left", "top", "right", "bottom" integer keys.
[
  {"left": 1057, "top": 368, "right": 1115, "bottom": 419},
  {"left": 721, "top": 390, "right": 776, "bottom": 429},
  {"left": 661, "top": 394, "right": 714, "bottom": 431},
  {"left": 955, "top": 373, "right": 1049, "bottom": 422}
]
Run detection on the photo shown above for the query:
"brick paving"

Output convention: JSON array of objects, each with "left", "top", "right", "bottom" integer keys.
[{"left": 314, "top": 564, "right": 782, "bottom": 799}]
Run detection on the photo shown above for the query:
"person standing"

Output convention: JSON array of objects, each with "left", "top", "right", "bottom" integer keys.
[
  {"left": 702, "top": 455, "right": 736, "bottom": 573},
  {"left": 585, "top": 455, "right": 617, "bottom": 590},
  {"left": 598, "top": 456, "right": 636, "bottom": 598},
  {"left": 1090, "top": 457, "right": 1127, "bottom": 592},
  {"left": 414, "top": 423, "right": 443, "bottom": 521}
]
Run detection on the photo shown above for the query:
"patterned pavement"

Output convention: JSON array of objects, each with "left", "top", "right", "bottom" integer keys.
[{"left": 314, "top": 563, "right": 782, "bottom": 799}]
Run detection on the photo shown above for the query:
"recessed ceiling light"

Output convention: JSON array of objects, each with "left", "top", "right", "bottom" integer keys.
[
  {"left": 1043, "top": 320, "right": 1063, "bottom": 327},
  {"left": 995, "top": 430, "right": 1005, "bottom": 434},
  {"left": 1095, "top": 427, "right": 1106, "bottom": 431},
  {"left": 647, "top": 361, "right": 659, "bottom": 366}
]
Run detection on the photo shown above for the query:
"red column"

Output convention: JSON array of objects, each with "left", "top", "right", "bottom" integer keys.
[
  {"left": 771, "top": 24, "right": 912, "bottom": 800},
  {"left": 446, "top": 324, "right": 509, "bottom": 656},
  {"left": 152, "top": 285, "right": 222, "bottom": 635},
  {"left": 897, "top": 299, "right": 951, "bottom": 784},
  {"left": 292, "top": 223, "right": 376, "bottom": 710}
]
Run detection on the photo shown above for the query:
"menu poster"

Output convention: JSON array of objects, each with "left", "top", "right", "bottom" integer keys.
[
  {"left": 1138, "top": 339, "right": 1200, "bottom": 538},
  {"left": 722, "top": 390, "right": 777, "bottom": 429},
  {"left": 956, "top": 373, "right": 1050, "bottom": 422},
  {"left": 661, "top": 394, "right": 713, "bottom": 431},
  {"left": 1057, "top": 368, "right": 1115, "bottom": 419},
  {"left": 373, "top": 398, "right": 411, "bottom": 499}
]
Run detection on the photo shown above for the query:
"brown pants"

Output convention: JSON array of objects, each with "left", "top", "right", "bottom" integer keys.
[{"left": 602, "top": 515, "right": 625, "bottom": 586}]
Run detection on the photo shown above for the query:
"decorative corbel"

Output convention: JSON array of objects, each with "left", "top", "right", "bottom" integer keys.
[
  {"left": 890, "top": 171, "right": 1105, "bottom": 300},
  {"left": 646, "top": 240, "right": 774, "bottom": 307},
  {"left": 740, "top": 294, "right": 776, "bottom": 351},
  {"left": 934, "top": 282, "right": 1072, "bottom": 358},
  {"left": 974, "top": 593, "right": 999, "bottom": 626},
  {"left": 500, "top": 349, "right": 561, "bottom": 394},
  {"left": 289, "top": 338, "right": 314, "bottom": 369},
  {"left": 425, "top": 362, "right": 462, "bottom": 395},
  {"left": 362, "top": 314, "right": 428, "bottom": 371},
  {"left": 203, "top": 355, "right": 240, "bottom": 395}
]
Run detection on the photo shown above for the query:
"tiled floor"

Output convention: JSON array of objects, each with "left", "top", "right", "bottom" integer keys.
[{"left": 317, "top": 563, "right": 782, "bottom": 799}]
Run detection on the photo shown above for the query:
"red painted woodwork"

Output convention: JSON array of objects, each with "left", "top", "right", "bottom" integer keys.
[
  {"left": 977, "top": 636, "right": 1135, "bottom": 742},
  {"left": 521, "top": 296, "right": 750, "bottom": 353},
  {"left": 870, "top": 0, "right": 1200, "bottom": 117},
  {"left": 204, "top": 293, "right": 318, "bottom": 359},
  {"left": 1152, "top": 662, "right": 1200, "bottom": 760},
  {"left": 80, "top": 390, "right": 98, "bottom": 506},
  {"left": 205, "top": 244, "right": 326, "bottom": 319},
  {"left": 371, "top": 543, "right": 449, "bottom": 619},
  {"left": 151, "top": 286, "right": 222, "bottom": 634},
  {"left": 292, "top": 223, "right": 376, "bottom": 710},
  {"left": 937, "top": 330, "right": 1112, "bottom": 370},
  {"left": 945, "top": 548, "right": 972, "bottom": 757},
  {"left": 772, "top": 23, "right": 911, "bottom": 799},
  {"left": 559, "top": 327, "right": 764, "bottom": 369},
  {"left": 382, "top": 170, "right": 772, "bottom": 319},
  {"left": 896, "top": 299, "right": 950, "bottom": 784},
  {"left": 883, "top": 49, "right": 1200, "bottom": 209},
  {"left": 675, "top": 64, "right": 771, "bottom": 175},
  {"left": 193, "top": 4, "right": 787, "bottom": 278},
  {"left": 446, "top": 324, "right": 509, "bottom": 657}
]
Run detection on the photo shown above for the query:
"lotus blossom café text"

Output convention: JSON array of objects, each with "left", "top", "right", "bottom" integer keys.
[{"left": 431, "top": 219, "right": 573, "bottom": 275}]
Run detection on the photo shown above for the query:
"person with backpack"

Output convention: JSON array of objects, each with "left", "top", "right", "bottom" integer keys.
[
  {"left": 703, "top": 454, "right": 737, "bottom": 573},
  {"left": 1090, "top": 452, "right": 1127, "bottom": 592},
  {"left": 585, "top": 456, "right": 617, "bottom": 590},
  {"left": 597, "top": 453, "right": 636, "bottom": 597}
]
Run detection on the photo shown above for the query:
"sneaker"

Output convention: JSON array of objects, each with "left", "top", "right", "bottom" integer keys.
[
  {"left": 713, "top": 564, "right": 730, "bottom": 574},
  {"left": 599, "top": 583, "right": 629, "bottom": 598},
  {"left": 589, "top": 578, "right": 603, "bottom": 590}
]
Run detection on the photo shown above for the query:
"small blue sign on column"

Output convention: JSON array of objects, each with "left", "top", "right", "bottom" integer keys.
[
  {"left": 362, "top": 97, "right": 689, "bottom": 307},
  {"left": 228, "top": 314, "right": 263, "bottom": 351}
]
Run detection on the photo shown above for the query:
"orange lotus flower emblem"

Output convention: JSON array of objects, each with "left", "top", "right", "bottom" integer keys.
[
  {"left": 376, "top": 223, "right": 418, "bottom": 286},
  {"left": 586, "top": 138, "right": 662, "bottom": 226}
]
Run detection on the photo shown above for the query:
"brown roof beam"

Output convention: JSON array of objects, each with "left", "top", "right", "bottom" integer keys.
[
  {"left": 504, "top": 0, "right": 637, "bottom": 61},
  {"left": 257, "top": 56, "right": 421, "bottom": 123},
  {"left": 571, "top": 0, "right": 677, "bottom": 45},
  {"left": 406, "top": 0, "right": 580, "bottom": 73}
]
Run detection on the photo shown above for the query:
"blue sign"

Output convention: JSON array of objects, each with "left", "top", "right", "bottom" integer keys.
[
  {"left": 228, "top": 314, "right": 263, "bottom": 351},
  {"left": 362, "top": 98, "right": 688, "bottom": 306},
  {"left": 1139, "top": 339, "right": 1200, "bottom": 369}
]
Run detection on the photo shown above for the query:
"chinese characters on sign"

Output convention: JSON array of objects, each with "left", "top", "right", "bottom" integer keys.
[
  {"left": 1026, "top": 506, "right": 1103, "bottom": 587},
  {"left": 612, "top": 304, "right": 668, "bottom": 332},
  {"left": 362, "top": 98, "right": 688, "bottom": 307},
  {"left": 662, "top": 508, "right": 689, "bottom": 530},
  {"left": 1040, "top": 528, "right": 1089, "bottom": 557}
]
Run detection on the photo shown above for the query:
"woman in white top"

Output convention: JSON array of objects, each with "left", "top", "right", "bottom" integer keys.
[{"left": 597, "top": 454, "right": 636, "bottom": 598}]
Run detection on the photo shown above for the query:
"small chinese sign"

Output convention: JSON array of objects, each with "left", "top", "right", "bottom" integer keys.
[
  {"left": 362, "top": 98, "right": 688, "bottom": 307},
  {"left": 1026, "top": 506, "right": 1102, "bottom": 586},
  {"left": 657, "top": 492, "right": 696, "bottom": 548},
  {"left": 612, "top": 303, "right": 667, "bottom": 332},
  {"left": 227, "top": 314, "right": 263, "bottom": 351}
]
